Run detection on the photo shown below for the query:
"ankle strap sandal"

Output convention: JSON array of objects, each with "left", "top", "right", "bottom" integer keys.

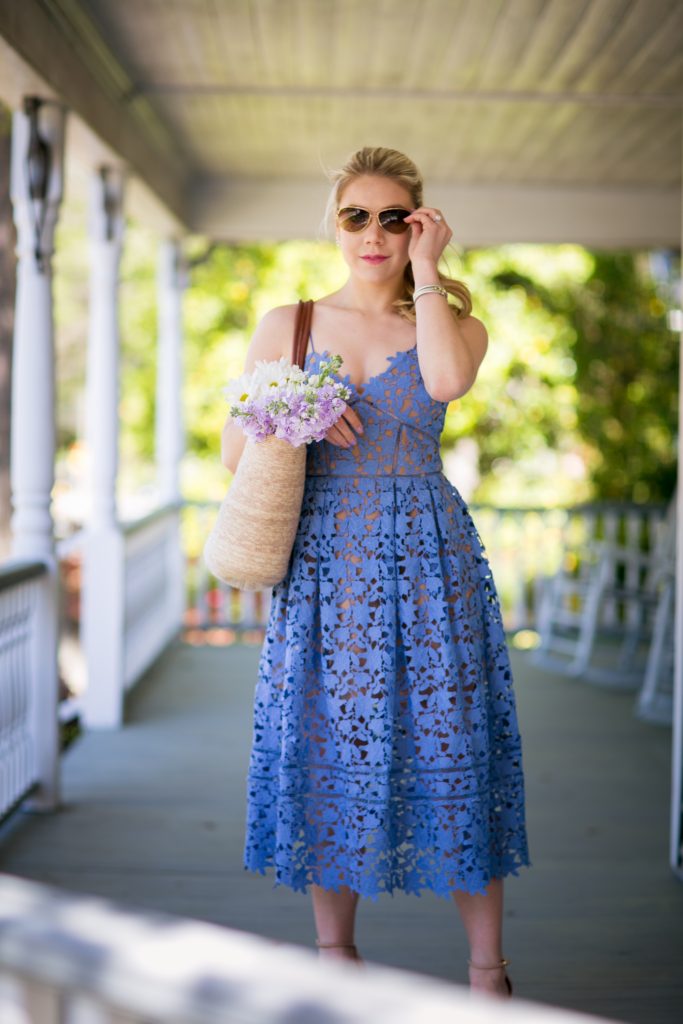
[
  {"left": 468, "top": 957, "right": 513, "bottom": 996},
  {"left": 316, "top": 940, "right": 358, "bottom": 952},
  {"left": 316, "top": 940, "right": 363, "bottom": 963}
]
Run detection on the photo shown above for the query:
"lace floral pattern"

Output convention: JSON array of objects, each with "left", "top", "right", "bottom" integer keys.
[{"left": 243, "top": 344, "right": 531, "bottom": 899}]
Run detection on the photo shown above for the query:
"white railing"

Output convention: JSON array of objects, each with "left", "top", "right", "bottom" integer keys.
[
  {"left": 0, "top": 873, "right": 613, "bottom": 1024},
  {"left": 0, "top": 562, "right": 58, "bottom": 818},
  {"left": 183, "top": 501, "right": 273, "bottom": 644},
  {"left": 186, "top": 499, "right": 667, "bottom": 636},
  {"left": 121, "top": 502, "right": 185, "bottom": 689},
  {"left": 53, "top": 503, "right": 185, "bottom": 726}
]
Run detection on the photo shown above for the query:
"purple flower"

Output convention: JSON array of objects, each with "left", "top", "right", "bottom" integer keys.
[{"left": 224, "top": 356, "right": 351, "bottom": 447}]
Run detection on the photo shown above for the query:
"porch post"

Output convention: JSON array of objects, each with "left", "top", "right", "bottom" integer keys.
[
  {"left": 82, "top": 166, "right": 126, "bottom": 729},
  {"left": 671, "top": 110, "right": 683, "bottom": 878},
  {"left": 156, "top": 240, "right": 186, "bottom": 504},
  {"left": 156, "top": 240, "right": 187, "bottom": 633},
  {"left": 9, "top": 97, "right": 67, "bottom": 809}
]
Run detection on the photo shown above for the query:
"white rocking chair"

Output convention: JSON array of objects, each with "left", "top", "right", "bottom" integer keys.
[
  {"left": 531, "top": 497, "right": 675, "bottom": 696},
  {"left": 635, "top": 562, "right": 675, "bottom": 724}
]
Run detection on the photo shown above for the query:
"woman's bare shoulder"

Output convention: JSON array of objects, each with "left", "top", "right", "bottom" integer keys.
[{"left": 244, "top": 303, "right": 301, "bottom": 366}]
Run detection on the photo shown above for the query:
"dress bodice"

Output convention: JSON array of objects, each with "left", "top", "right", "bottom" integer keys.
[{"left": 305, "top": 346, "right": 447, "bottom": 477}]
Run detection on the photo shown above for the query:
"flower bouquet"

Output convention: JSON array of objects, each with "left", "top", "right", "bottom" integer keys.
[{"left": 203, "top": 353, "right": 350, "bottom": 590}]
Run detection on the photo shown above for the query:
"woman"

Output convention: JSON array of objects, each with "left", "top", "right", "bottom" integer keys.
[{"left": 221, "top": 147, "right": 530, "bottom": 998}]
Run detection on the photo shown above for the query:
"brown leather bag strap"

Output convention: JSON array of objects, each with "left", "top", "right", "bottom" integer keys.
[{"left": 292, "top": 299, "right": 314, "bottom": 370}]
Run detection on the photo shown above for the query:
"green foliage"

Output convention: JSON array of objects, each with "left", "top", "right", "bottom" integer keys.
[
  {"left": 119, "top": 221, "right": 158, "bottom": 464},
  {"left": 472, "top": 247, "right": 679, "bottom": 504},
  {"left": 570, "top": 252, "right": 678, "bottom": 503},
  {"left": 442, "top": 245, "right": 592, "bottom": 506}
]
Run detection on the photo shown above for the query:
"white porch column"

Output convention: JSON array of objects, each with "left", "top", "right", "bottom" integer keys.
[
  {"left": 671, "top": 110, "right": 683, "bottom": 879},
  {"left": 82, "top": 166, "right": 126, "bottom": 729},
  {"left": 156, "top": 240, "right": 186, "bottom": 503},
  {"left": 9, "top": 97, "right": 67, "bottom": 809},
  {"left": 156, "top": 240, "right": 187, "bottom": 634}
]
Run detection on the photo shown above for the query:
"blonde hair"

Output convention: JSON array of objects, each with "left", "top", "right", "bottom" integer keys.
[{"left": 325, "top": 146, "right": 472, "bottom": 322}]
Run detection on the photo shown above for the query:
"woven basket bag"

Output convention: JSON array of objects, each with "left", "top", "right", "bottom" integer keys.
[{"left": 202, "top": 300, "right": 313, "bottom": 591}]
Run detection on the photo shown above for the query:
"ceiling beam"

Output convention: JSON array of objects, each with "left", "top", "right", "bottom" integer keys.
[
  {"left": 191, "top": 178, "right": 681, "bottom": 249},
  {"left": 133, "top": 84, "right": 683, "bottom": 110}
]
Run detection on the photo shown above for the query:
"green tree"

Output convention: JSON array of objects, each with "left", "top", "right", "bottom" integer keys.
[
  {"left": 484, "top": 249, "right": 679, "bottom": 503},
  {"left": 570, "top": 251, "right": 678, "bottom": 503},
  {"left": 443, "top": 245, "right": 590, "bottom": 506}
]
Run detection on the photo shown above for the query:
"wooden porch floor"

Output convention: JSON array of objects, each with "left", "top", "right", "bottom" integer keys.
[{"left": 0, "top": 641, "right": 681, "bottom": 1023}]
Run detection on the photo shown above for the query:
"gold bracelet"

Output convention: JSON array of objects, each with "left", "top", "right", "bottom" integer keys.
[{"left": 413, "top": 284, "right": 448, "bottom": 302}]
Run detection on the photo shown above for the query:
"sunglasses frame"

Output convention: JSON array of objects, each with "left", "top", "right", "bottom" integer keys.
[{"left": 336, "top": 204, "right": 414, "bottom": 234}]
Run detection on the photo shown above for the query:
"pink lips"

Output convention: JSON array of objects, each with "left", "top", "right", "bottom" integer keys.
[{"left": 361, "top": 255, "right": 388, "bottom": 264}]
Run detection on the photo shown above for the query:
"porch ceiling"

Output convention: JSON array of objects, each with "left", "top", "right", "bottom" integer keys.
[{"left": 1, "top": 0, "right": 682, "bottom": 244}]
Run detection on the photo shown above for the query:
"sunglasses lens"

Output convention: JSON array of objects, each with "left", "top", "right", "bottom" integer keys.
[
  {"left": 379, "top": 208, "right": 411, "bottom": 234},
  {"left": 338, "top": 207, "right": 370, "bottom": 232}
]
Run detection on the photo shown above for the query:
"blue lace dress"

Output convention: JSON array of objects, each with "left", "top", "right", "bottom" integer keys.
[{"left": 243, "top": 336, "right": 531, "bottom": 900}]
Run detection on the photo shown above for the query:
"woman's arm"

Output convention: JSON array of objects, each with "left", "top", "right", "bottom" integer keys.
[
  {"left": 405, "top": 207, "right": 488, "bottom": 404},
  {"left": 220, "top": 304, "right": 298, "bottom": 474},
  {"left": 413, "top": 288, "right": 489, "bottom": 404}
]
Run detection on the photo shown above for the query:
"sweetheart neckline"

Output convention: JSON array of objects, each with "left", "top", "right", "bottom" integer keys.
[{"left": 309, "top": 345, "right": 417, "bottom": 391}]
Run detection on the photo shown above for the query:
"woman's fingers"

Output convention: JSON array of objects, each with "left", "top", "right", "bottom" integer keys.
[
  {"left": 405, "top": 208, "right": 452, "bottom": 240},
  {"left": 406, "top": 207, "right": 452, "bottom": 262},
  {"left": 405, "top": 207, "right": 448, "bottom": 227},
  {"left": 325, "top": 406, "right": 364, "bottom": 447},
  {"left": 344, "top": 406, "right": 364, "bottom": 435}
]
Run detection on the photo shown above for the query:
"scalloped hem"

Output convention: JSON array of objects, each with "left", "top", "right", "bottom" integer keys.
[{"left": 243, "top": 856, "right": 532, "bottom": 902}]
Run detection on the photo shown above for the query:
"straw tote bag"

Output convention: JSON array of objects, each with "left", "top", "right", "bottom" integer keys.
[{"left": 203, "top": 300, "right": 314, "bottom": 591}]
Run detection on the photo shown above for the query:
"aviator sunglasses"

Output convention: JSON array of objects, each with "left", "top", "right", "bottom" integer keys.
[{"left": 336, "top": 205, "right": 413, "bottom": 234}]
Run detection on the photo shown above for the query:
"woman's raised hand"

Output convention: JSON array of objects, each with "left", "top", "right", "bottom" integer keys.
[
  {"left": 405, "top": 207, "right": 452, "bottom": 268},
  {"left": 324, "top": 404, "right": 364, "bottom": 448}
]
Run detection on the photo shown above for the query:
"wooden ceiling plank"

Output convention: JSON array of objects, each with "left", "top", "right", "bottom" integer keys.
[
  {"left": 605, "top": 2, "right": 683, "bottom": 94},
  {"left": 577, "top": 0, "right": 683, "bottom": 94},
  {"left": 543, "top": 0, "right": 634, "bottom": 91},
  {"left": 643, "top": 48, "right": 683, "bottom": 95},
  {"left": 384, "top": 0, "right": 457, "bottom": 92},
  {"left": 503, "top": 0, "right": 592, "bottom": 91},
  {"left": 210, "top": 0, "right": 258, "bottom": 84},
  {"left": 187, "top": 0, "right": 219, "bottom": 86},
  {"left": 516, "top": 105, "right": 633, "bottom": 181},
  {"left": 244, "top": 0, "right": 279, "bottom": 87},
  {"left": 454, "top": 96, "right": 600, "bottom": 184},
  {"left": 588, "top": 108, "right": 681, "bottom": 183},
  {"left": 525, "top": 106, "right": 655, "bottom": 183},
  {"left": 475, "top": 0, "right": 549, "bottom": 89},
  {"left": 430, "top": 0, "right": 507, "bottom": 89},
  {"left": 503, "top": 96, "right": 607, "bottom": 178}
]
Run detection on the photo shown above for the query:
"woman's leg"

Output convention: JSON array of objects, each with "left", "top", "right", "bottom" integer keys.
[
  {"left": 311, "top": 883, "right": 361, "bottom": 961},
  {"left": 452, "top": 878, "right": 511, "bottom": 996}
]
